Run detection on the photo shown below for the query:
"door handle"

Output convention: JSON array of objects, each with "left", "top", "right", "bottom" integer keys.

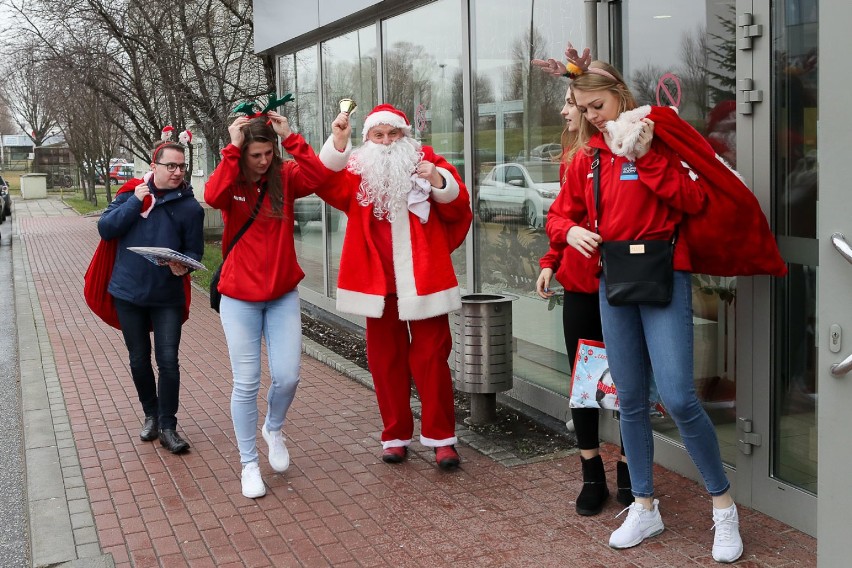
[
  {"left": 831, "top": 232, "right": 852, "bottom": 265},
  {"left": 831, "top": 352, "right": 852, "bottom": 377},
  {"left": 831, "top": 233, "right": 852, "bottom": 377}
]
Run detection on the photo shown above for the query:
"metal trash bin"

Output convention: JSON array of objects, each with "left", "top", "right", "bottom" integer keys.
[{"left": 452, "top": 293, "right": 516, "bottom": 424}]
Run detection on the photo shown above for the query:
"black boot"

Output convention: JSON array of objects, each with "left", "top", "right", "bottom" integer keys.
[
  {"left": 159, "top": 429, "right": 190, "bottom": 454},
  {"left": 576, "top": 455, "right": 609, "bottom": 516},
  {"left": 616, "top": 460, "right": 634, "bottom": 506},
  {"left": 140, "top": 416, "right": 158, "bottom": 441}
]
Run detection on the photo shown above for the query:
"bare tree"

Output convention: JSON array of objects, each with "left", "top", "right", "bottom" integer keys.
[
  {"left": 679, "top": 26, "right": 710, "bottom": 118},
  {"left": 5, "top": 0, "right": 271, "bottom": 170},
  {"left": 504, "top": 26, "right": 565, "bottom": 158},
  {"left": 630, "top": 63, "right": 667, "bottom": 106},
  {"left": 0, "top": 42, "right": 59, "bottom": 149},
  {"left": 452, "top": 68, "right": 494, "bottom": 128},
  {"left": 383, "top": 41, "right": 435, "bottom": 119}
]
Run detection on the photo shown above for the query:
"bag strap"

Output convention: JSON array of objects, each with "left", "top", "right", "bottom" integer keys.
[
  {"left": 223, "top": 183, "right": 267, "bottom": 261},
  {"left": 592, "top": 149, "right": 679, "bottom": 245},
  {"left": 592, "top": 149, "right": 601, "bottom": 234}
]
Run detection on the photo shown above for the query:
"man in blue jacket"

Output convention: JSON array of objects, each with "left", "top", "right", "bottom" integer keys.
[{"left": 98, "top": 142, "right": 204, "bottom": 454}]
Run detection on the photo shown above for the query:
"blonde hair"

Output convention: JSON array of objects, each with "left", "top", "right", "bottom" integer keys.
[
  {"left": 571, "top": 61, "right": 637, "bottom": 152},
  {"left": 560, "top": 87, "right": 582, "bottom": 165}
]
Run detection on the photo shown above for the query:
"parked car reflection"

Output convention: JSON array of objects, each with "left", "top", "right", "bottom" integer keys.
[{"left": 476, "top": 161, "right": 561, "bottom": 227}]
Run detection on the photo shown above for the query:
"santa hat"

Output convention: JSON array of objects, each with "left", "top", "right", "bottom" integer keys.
[
  {"left": 161, "top": 125, "right": 174, "bottom": 142},
  {"left": 362, "top": 104, "right": 412, "bottom": 141}
]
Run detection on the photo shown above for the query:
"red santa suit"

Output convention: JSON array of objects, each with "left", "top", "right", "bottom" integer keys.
[{"left": 317, "top": 105, "right": 472, "bottom": 451}]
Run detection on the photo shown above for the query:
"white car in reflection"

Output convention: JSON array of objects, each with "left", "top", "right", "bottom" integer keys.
[{"left": 476, "top": 161, "right": 561, "bottom": 227}]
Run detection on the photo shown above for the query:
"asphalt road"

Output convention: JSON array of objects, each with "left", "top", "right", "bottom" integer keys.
[{"left": 0, "top": 212, "right": 29, "bottom": 567}]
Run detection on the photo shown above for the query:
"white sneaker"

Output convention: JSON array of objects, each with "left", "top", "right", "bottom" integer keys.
[
  {"left": 712, "top": 504, "right": 743, "bottom": 563},
  {"left": 241, "top": 462, "right": 266, "bottom": 499},
  {"left": 609, "top": 499, "right": 665, "bottom": 549},
  {"left": 262, "top": 424, "right": 290, "bottom": 473}
]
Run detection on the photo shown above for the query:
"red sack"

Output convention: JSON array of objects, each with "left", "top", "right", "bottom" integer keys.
[{"left": 84, "top": 238, "right": 122, "bottom": 329}]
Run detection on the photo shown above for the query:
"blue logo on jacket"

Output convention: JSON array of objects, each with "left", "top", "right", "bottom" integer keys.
[{"left": 620, "top": 162, "right": 638, "bottom": 180}]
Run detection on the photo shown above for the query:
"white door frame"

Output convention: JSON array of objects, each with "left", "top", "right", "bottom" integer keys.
[{"left": 817, "top": 1, "right": 852, "bottom": 563}]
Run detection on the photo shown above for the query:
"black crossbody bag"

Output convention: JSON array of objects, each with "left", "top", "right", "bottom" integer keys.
[
  {"left": 593, "top": 150, "right": 677, "bottom": 306},
  {"left": 210, "top": 184, "right": 267, "bottom": 312}
]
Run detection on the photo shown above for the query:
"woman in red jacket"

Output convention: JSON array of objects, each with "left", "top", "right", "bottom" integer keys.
[
  {"left": 204, "top": 111, "right": 343, "bottom": 499},
  {"left": 546, "top": 59, "right": 742, "bottom": 563},
  {"left": 536, "top": 82, "right": 632, "bottom": 516}
]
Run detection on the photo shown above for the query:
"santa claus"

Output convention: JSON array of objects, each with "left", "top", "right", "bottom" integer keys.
[{"left": 316, "top": 104, "right": 472, "bottom": 470}]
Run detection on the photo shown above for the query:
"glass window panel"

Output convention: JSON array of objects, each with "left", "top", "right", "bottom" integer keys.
[
  {"left": 382, "top": 0, "right": 466, "bottom": 283},
  {"left": 471, "top": 0, "right": 586, "bottom": 396},
  {"left": 279, "top": 47, "right": 324, "bottom": 292},
  {"left": 322, "top": 26, "right": 379, "bottom": 299},
  {"left": 621, "top": 0, "right": 739, "bottom": 465},
  {"left": 771, "top": 2, "right": 818, "bottom": 494}
]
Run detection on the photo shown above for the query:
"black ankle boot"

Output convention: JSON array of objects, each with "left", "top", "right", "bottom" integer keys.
[
  {"left": 576, "top": 455, "right": 610, "bottom": 516},
  {"left": 616, "top": 460, "right": 634, "bottom": 506},
  {"left": 159, "top": 429, "right": 190, "bottom": 454},
  {"left": 140, "top": 416, "right": 158, "bottom": 441}
]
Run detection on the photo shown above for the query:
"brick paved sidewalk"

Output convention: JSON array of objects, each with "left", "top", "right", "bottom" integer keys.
[{"left": 14, "top": 197, "right": 815, "bottom": 567}]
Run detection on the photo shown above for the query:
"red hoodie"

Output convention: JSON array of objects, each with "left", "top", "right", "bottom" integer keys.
[
  {"left": 546, "top": 132, "right": 706, "bottom": 273},
  {"left": 204, "top": 133, "right": 332, "bottom": 302},
  {"left": 539, "top": 161, "right": 599, "bottom": 294}
]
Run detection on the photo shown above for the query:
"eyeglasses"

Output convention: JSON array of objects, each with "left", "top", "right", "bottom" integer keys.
[{"left": 155, "top": 162, "right": 188, "bottom": 172}]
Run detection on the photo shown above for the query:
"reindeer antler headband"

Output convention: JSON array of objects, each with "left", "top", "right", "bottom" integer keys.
[
  {"left": 563, "top": 43, "right": 618, "bottom": 82},
  {"left": 233, "top": 92, "right": 295, "bottom": 118}
]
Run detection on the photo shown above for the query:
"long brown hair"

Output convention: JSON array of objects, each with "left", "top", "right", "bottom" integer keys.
[
  {"left": 570, "top": 61, "right": 638, "bottom": 152},
  {"left": 239, "top": 117, "right": 285, "bottom": 217}
]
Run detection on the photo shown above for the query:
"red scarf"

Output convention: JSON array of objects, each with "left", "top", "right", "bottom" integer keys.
[{"left": 83, "top": 182, "right": 191, "bottom": 329}]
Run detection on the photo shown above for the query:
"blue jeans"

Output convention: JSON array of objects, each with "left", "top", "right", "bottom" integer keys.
[
  {"left": 599, "top": 271, "right": 730, "bottom": 498},
  {"left": 219, "top": 291, "right": 302, "bottom": 465},
  {"left": 113, "top": 298, "right": 183, "bottom": 430}
]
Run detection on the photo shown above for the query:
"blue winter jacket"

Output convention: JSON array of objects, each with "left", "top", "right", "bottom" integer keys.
[{"left": 98, "top": 177, "right": 205, "bottom": 307}]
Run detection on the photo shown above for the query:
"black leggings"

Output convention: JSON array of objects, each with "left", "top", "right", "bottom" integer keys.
[{"left": 563, "top": 291, "right": 623, "bottom": 453}]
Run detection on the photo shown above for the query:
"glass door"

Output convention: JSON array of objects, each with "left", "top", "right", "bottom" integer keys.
[{"left": 745, "top": 0, "right": 818, "bottom": 535}]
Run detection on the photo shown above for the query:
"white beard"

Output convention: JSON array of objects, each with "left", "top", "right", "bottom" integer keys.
[{"left": 347, "top": 138, "right": 423, "bottom": 221}]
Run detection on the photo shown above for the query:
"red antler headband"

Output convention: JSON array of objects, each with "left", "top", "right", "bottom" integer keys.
[{"left": 563, "top": 43, "right": 618, "bottom": 82}]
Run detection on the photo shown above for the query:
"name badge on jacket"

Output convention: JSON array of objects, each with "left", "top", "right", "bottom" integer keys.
[{"left": 620, "top": 162, "right": 638, "bottom": 180}]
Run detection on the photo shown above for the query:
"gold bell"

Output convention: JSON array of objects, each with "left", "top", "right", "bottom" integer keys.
[{"left": 339, "top": 98, "right": 357, "bottom": 115}]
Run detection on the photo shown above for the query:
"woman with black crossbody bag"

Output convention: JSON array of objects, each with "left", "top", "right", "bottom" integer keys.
[{"left": 544, "top": 55, "right": 743, "bottom": 563}]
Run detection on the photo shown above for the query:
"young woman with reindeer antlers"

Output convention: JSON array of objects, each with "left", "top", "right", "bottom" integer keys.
[{"left": 542, "top": 44, "right": 786, "bottom": 563}]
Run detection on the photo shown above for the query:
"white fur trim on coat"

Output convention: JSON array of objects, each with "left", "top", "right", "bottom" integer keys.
[
  {"left": 319, "top": 136, "right": 352, "bottom": 172},
  {"left": 604, "top": 105, "right": 652, "bottom": 160},
  {"left": 391, "top": 206, "right": 463, "bottom": 320},
  {"left": 430, "top": 166, "right": 460, "bottom": 203},
  {"left": 362, "top": 111, "right": 413, "bottom": 140},
  {"left": 336, "top": 289, "right": 385, "bottom": 318}
]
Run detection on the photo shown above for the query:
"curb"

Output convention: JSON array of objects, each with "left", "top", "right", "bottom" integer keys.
[{"left": 13, "top": 210, "right": 115, "bottom": 567}]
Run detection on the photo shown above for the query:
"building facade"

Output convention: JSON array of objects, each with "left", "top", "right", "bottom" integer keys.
[{"left": 253, "top": 1, "right": 851, "bottom": 560}]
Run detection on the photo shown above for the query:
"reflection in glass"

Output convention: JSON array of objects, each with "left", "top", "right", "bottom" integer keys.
[
  {"left": 322, "top": 26, "right": 379, "bottom": 298},
  {"left": 772, "top": 2, "right": 818, "bottom": 494},
  {"left": 279, "top": 47, "right": 324, "bottom": 292},
  {"left": 621, "top": 1, "right": 740, "bottom": 464},
  {"left": 382, "top": 0, "right": 465, "bottom": 283},
  {"left": 471, "top": 0, "right": 586, "bottom": 396}
]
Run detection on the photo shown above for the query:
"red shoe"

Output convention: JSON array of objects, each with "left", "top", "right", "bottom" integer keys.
[
  {"left": 435, "top": 445, "right": 461, "bottom": 470},
  {"left": 382, "top": 446, "right": 407, "bottom": 464}
]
